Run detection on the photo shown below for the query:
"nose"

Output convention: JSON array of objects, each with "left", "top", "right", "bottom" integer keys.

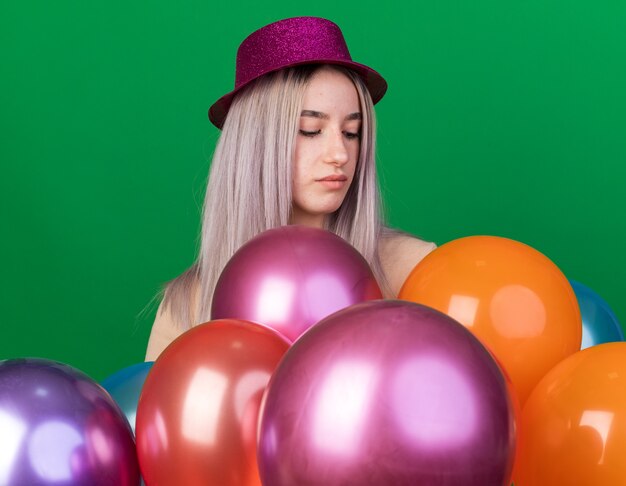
[{"left": 323, "top": 129, "right": 350, "bottom": 166}]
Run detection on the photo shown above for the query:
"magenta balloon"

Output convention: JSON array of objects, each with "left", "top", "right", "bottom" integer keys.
[
  {"left": 258, "top": 300, "right": 516, "bottom": 485},
  {"left": 211, "top": 225, "right": 382, "bottom": 342},
  {"left": 0, "top": 358, "right": 140, "bottom": 486}
]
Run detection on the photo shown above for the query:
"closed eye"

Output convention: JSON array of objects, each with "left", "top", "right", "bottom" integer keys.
[
  {"left": 299, "top": 129, "right": 360, "bottom": 140},
  {"left": 299, "top": 129, "right": 321, "bottom": 137}
]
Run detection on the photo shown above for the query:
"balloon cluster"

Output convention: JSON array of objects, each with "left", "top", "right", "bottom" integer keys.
[
  {"left": 134, "top": 227, "right": 519, "bottom": 485},
  {"left": 1, "top": 227, "right": 623, "bottom": 486}
]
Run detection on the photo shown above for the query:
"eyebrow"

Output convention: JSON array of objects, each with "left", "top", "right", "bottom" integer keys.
[{"left": 300, "top": 110, "right": 362, "bottom": 121}]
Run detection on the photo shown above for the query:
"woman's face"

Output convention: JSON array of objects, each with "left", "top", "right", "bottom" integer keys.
[{"left": 291, "top": 67, "right": 361, "bottom": 228}]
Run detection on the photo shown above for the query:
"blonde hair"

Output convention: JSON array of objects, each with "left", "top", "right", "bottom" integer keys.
[{"left": 160, "top": 64, "right": 395, "bottom": 329}]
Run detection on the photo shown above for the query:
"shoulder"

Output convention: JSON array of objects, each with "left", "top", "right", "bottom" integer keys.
[
  {"left": 145, "top": 300, "right": 184, "bottom": 361},
  {"left": 379, "top": 232, "right": 436, "bottom": 260},
  {"left": 144, "top": 269, "right": 201, "bottom": 361},
  {"left": 378, "top": 231, "right": 437, "bottom": 298}
]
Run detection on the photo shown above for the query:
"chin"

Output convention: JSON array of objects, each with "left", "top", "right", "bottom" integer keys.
[
  {"left": 294, "top": 196, "right": 348, "bottom": 222},
  {"left": 318, "top": 202, "right": 344, "bottom": 215}
]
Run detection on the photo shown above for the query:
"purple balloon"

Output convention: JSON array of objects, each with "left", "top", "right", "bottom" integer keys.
[
  {"left": 258, "top": 300, "right": 516, "bottom": 485},
  {"left": 211, "top": 225, "right": 382, "bottom": 342},
  {"left": 0, "top": 358, "right": 140, "bottom": 486}
]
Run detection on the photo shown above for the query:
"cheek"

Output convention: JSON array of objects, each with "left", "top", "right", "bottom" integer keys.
[
  {"left": 293, "top": 146, "right": 314, "bottom": 181},
  {"left": 349, "top": 154, "right": 359, "bottom": 179},
  {"left": 291, "top": 157, "right": 309, "bottom": 199},
  {"left": 350, "top": 142, "right": 360, "bottom": 171},
  {"left": 292, "top": 161, "right": 306, "bottom": 189}
]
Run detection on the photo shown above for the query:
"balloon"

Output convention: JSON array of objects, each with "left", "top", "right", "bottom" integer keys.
[
  {"left": 514, "top": 342, "right": 626, "bottom": 485},
  {"left": 211, "top": 225, "right": 382, "bottom": 342},
  {"left": 0, "top": 358, "right": 140, "bottom": 486},
  {"left": 136, "top": 319, "right": 290, "bottom": 486},
  {"left": 399, "top": 235, "right": 581, "bottom": 405},
  {"left": 258, "top": 300, "right": 516, "bottom": 485},
  {"left": 102, "top": 362, "right": 153, "bottom": 434},
  {"left": 570, "top": 280, "right": 623, "bottom": 349}
]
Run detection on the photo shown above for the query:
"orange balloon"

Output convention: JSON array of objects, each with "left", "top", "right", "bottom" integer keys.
[
  {"left": 514, "top": 342, "right": 626, "bottom": 485},
  {"left": 136, "top": 320, "right": 290, "bottom": 486},
  {"left": 399, "top": 236, "right": 581, "bottom": 405}
]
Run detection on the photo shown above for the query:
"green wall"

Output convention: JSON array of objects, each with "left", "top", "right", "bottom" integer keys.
[{"left": 2, "top": 0, "right": 624, "bottom": 380}]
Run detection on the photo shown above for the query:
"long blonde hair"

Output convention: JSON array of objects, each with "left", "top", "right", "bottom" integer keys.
[{"left": 161, "top": 64, "right": 394, "bottom": 329}]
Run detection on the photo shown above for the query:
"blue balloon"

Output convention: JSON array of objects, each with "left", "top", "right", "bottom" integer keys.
[
  {"left": 101, "top": 362, "right": 153, "bottom": 434},
  {"left": 570, "top": 280, "right": 623, "bottom": 349}
]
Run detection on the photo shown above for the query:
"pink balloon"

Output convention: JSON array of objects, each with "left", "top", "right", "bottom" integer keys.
[
  {"left": 211, "top": 225, "right": 382, "bottom": 342},
  {"left": 257, "top": 300, "right": 516, "bottom": 485}
]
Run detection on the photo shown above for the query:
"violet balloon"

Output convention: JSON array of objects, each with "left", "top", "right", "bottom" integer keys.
[
  {"left": 211, "top": 225, "right": 382, "bottom": 342},
  {"left": 0, "top": 358, "right": 140, "bottom": 486},
  {"left": 257, "top": 300, "right": 516, "bottom": 486}
]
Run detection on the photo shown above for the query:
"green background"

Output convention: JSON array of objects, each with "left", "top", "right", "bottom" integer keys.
[{"left": 2, "top": 0, "right": 624, "bottom": 380}]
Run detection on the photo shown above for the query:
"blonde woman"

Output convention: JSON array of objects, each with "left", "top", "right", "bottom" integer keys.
[{"left": 145, "top": 17, "right": 436, "bottom": 360}]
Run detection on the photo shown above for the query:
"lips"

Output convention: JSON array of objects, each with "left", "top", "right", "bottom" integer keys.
[{"left": 317, "top": 175, "right": 348, "bottom": 182}]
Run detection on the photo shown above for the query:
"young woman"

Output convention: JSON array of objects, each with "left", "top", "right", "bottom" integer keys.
[{"left": 145, "top": 17, "right": 436, "bottom": 360}]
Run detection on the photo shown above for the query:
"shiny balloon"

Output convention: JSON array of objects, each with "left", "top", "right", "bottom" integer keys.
[
  {"left": 399, "top": 235, "right": 581, "bottom": 405},
  {"left": 0, "top": 358, "right": 140, "bottom": 486},
  {"left": 101, "top": 362, "right": 153, "bottom": 434},
  {"left": 258, "top": 300, "right": 516, "bottom": 485},
  {"left": 514, "top": 342, "right": 626, "bottom": 485},
  {"left": 211, "top": 225, "right": 382, "bottom": 342},
  {"left": 136, "top": 319, "right": 290, "bottom": 486},
  {"left": 570, "top": 280, "right": 623, "bottom": 349}
]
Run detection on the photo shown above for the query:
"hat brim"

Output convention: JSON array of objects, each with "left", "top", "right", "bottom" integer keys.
[{"left": 208, "top": 60, "right": 387, "bottom": 129}]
